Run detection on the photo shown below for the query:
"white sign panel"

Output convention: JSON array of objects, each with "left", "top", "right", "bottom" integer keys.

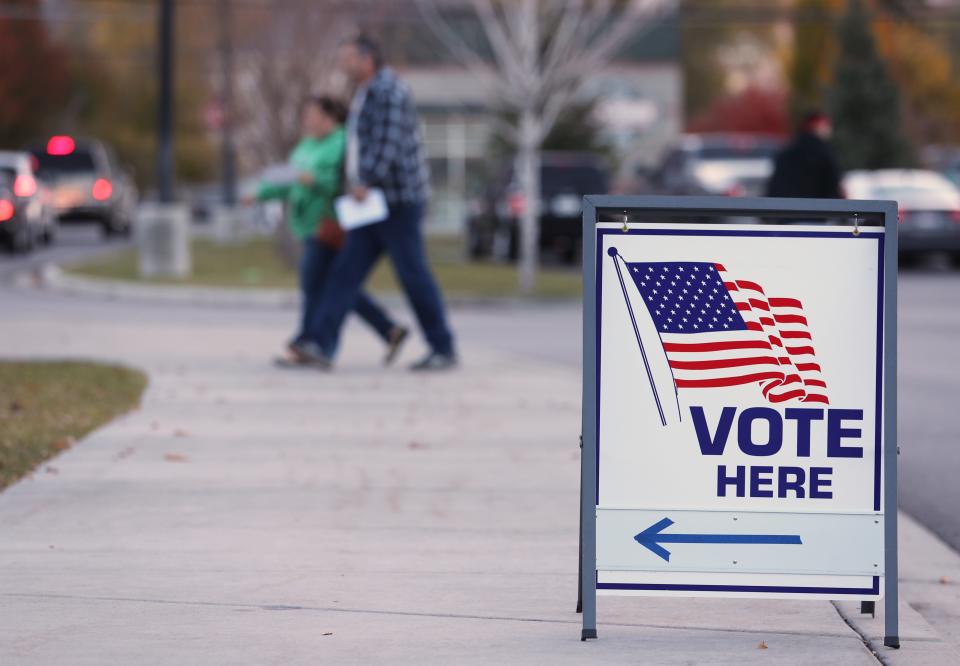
[{"left": 593, "top": 223, "right": 886, "bottom": 599}]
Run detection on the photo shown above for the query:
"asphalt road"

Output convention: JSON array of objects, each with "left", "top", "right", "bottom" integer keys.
[
  {"left": 1, "top": 237, "right": 959, "bottom": 553},
  {"left": 0, "top": 223, "right": 131, "bottom": 283}
]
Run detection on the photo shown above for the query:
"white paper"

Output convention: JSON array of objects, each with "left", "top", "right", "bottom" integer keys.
[{"left": 335, "top": 188, "right": 388, "bottom": 230}]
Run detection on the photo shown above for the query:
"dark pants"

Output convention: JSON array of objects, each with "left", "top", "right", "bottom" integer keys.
[
  {"left": 295, "top": 237, "right": 395, "bottom": 345},
  {"left": 307, "top": 202, "right": 454, "bottom": 357}
]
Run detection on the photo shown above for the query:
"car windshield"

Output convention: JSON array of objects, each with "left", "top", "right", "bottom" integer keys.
[
  {"left": 541, "top": 166, "right": 608, "bottom": 194},
  {"left": 30, "top": 151, "right": 96, "bottom": 177}
]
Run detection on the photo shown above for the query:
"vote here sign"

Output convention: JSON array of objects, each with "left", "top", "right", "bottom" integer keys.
[{"left": 592, "top": 222, "right": 888, "bottom": 599}]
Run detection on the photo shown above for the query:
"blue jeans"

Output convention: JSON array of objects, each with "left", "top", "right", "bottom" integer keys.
[
  {"left": 295, "top": 237, "right": 395, "bottom": 345},
  {"left": 307, "top": 202, "right": 455, "bottom": 357}
]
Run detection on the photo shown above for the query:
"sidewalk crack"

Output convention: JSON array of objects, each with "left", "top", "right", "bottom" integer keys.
[{"left": 831, "top": 601, "right": 888, "bottom": 666}]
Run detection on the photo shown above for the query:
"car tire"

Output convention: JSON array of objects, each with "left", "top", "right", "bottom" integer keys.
[
  {"left": 898, "top": 252, "right": 919, "bottom": 269},
  {"left": 467, "top": 229, "right": 489, "bottom": 260},
  {"left": 564, "top": 238, "right": 583, "bottom": 266},
  {"left": 102, "top": 215, "right": 124, "bottom": 238},
  {"left": 493, "top": 227, "right": 518, "bottom": 262},
  {"left": 11, "top": 226, "right": 35, "bottom": 254}
]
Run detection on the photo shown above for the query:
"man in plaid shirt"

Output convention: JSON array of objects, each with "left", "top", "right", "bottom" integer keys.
[{"left": 298, "top": 35, "right": 457, "bottom": 371}]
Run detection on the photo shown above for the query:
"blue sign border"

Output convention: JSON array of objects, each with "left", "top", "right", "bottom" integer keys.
[{"left": 594, "top": 227, "right": 885, "bottom": 596}]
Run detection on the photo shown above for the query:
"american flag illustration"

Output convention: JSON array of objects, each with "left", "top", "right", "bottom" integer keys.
[{"left": 620, "top": 258, "right": 829, "bottom": 405}]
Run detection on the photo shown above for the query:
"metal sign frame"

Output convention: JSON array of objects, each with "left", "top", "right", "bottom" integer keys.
[{"left": 578, "top": 195, "right": 899, "bottom": 648}]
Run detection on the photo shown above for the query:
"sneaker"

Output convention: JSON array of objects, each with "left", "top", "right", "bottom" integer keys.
[
  {"left": 384, "top": 326, "right": 410, "bottom": 366},
  {"left": 410, "top": 351, "right": 458, "bottom": 372},
  {"left": 288, "top": 341, "right": 333, "bottom": 370}
]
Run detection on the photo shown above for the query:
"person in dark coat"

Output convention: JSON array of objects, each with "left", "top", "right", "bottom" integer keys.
[{"left": 766, "top": 111, "right": 842, "bottom": 199}]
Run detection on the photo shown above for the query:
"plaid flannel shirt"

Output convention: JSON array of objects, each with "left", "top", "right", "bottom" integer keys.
[{"left": 351, "top": 68, "right": 429, "bottom": 205}]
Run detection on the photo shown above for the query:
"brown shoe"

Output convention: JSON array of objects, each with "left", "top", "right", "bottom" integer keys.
[{"left": 384, "top": 326, "right": 409, "bottom": 366}]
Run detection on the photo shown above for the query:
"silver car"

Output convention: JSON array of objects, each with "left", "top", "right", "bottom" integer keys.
[
  {"left": 0, "top": 151, "right": 56, "bottom": 251},
  {"left": 28, "top": 136, "right": 137, "bottom": 237},
  {"left": 844, "top": 169, "right": 960, "bottom": 263}
]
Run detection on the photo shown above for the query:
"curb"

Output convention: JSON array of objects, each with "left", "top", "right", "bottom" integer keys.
[
  {"left": 14, "top": 264, "right": 580, "bottom": 311},
  {"left": 22, "top": 264, "right": 299, "bottom": 309}
]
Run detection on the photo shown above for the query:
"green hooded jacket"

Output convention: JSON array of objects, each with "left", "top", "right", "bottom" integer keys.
[{"left": 256, "top": 127, "right": 345, "bottom": 240}]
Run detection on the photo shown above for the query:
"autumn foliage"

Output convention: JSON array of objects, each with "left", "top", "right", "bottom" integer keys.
[
  {"left": 688, "top": 86, "right": 790, "bottom": 137},
  {"left": 0, "top": 0, "right": 69, "bottom": 147}
]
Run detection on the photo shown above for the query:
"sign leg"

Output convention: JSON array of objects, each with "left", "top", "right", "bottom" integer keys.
[
  {"left": 580, "top": 209, "right": 597, "bottom": 641},
  {"left": 882, "top": 210, "right": 899, "bottom": 650},
  {"left": 577, "top": 438, "right": 583, "bottom": 614},
  {"left": 579, "top": 430, "right": 596, "bottom": 639}
]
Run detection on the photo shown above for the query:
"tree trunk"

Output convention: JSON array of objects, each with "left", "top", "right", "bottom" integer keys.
[{"left": 518, "top": 108, "right": 541, "bottom": 294}]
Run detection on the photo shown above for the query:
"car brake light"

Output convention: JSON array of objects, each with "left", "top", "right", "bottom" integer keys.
[
  {"left": 950, "top": 210, "right": 960, "bottom": 223},
  {"left": 47, "top": 135, "right": 75, "bottom": 155},
  {"left": 13, "top": 174, "right": 36, "bottom": 198},
  {"left": 725, "top": 184, "right": 745, "bottom": 197},
  {"left": 898, "top": 209, "right": 909, "bottom": 224},
  {"left": 92, "top": 178, "right": 113, "bottom": 201},
  {"left": 0, "top": 200, "right": 13, "bottom": 222}
]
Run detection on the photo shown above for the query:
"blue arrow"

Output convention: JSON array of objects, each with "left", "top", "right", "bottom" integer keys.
[{"left": 634, "top": 517, "right": 802, "bottom": 562}]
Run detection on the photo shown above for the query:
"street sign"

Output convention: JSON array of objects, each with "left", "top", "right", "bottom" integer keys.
[{"left": 578, "top": 196, "right": 898, "bottom": 647}]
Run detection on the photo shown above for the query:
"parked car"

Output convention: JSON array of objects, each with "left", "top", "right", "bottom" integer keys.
[
  {"left": 844, "top": 169, "right": 960, "bottom": 263},
  {"left": 0, "top": 150, "right": 56, "bottom": 249},
  {"left": 649, "top": 134, "right": 783, "bottom": 197},
  {"left": 27, "top": 136, "right": 137, "bottom": 237},
  {"left": 466, "top": 152, "right": 610, "bottom": 264},
  {"left": 0, "top": 171, "right": 42, "bottom": 253}
]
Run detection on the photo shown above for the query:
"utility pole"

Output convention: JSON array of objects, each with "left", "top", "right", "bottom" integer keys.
[
  {"left": 218, "top": 0, "right": 237, "bottom": 206},
  {"left": 141, "top": 0, "right": 191, "bottom": 279},
  {"left": 157, "top": 0, "right": 175, "bottom": 203}
]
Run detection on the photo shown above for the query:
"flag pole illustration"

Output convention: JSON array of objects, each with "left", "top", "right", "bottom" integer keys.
[
  {"left": 608, "top": 247, "right": 829, "bottom": 419},
  {"left": 608, "top": 247, "right": 668, "bottom": 426}
]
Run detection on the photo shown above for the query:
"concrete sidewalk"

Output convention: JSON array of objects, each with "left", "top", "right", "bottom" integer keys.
[{"left": 1, "top": 290, "right": 958, "bottom": 664}]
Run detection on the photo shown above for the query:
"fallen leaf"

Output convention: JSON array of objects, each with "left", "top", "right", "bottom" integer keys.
[
  {"left": 172, "top": 429, "right": 190, "bottom": 438},
  {"left": 940, "top": 576, "right": 950, "bottom": 585},
  {"left": 407, "top": 441, "right": 429, "bottom": 450},
  {"left": 9, "top": 401, "right": 23, "bottom": 412},
  {"left": 757, "top": 641, "right": 768, "bottom": 650},
  {"left": 164, "top": 453, "right": 189, "bottom": 463},
  {"left": 322, "top": 632, "right": 333, "bottom": 636},
  {"left": 52, "top": 437, "right": 75, "bottom": 451},
  {"left": 45, "top": 466, "right": 59, "bottom": 475}
]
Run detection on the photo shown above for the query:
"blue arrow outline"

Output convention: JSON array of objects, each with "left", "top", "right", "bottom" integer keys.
[{"left": 634, "top": 517, "right": 803, "bottom": 562}]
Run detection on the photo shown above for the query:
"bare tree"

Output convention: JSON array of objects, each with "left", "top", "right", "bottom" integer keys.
[
  {"left": 417, "top": 0, "right": 673, "bottom": 292},
  {"left": 233, "top": 0, "right": 362, "bottom": 166}
]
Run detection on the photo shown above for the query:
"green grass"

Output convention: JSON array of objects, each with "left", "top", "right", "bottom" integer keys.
[
  {"left": 0, "top": 361, "right": 147, "bottom": 489},
  {"left": 68, "top": 236, "right": 583, "bottom": 299}
]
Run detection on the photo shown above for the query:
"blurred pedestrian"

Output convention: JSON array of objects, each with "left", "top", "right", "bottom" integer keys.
[
  {"left": 296, "top": 35, "right": 457, "bottom": 371},
  {"left": 766, "top": 110, "right": 842, "bottom": 199},
  {"left": 243, "top": 95, "right": 409, "bottom": 366}
]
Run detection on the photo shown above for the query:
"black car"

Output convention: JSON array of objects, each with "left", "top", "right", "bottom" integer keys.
[
  {"left": 467, "top": 152, "right": 610, "bottom": 265},
  {"left": 27, "top": 136, "right": 137, "bottom": 237},
  {"left": 650, "top": 134, "right": 783, "bottom": 198}
]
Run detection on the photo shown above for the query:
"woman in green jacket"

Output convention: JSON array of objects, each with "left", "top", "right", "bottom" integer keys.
[{"left": 246, "top": 96, "right": 407, "bottom": 365}]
